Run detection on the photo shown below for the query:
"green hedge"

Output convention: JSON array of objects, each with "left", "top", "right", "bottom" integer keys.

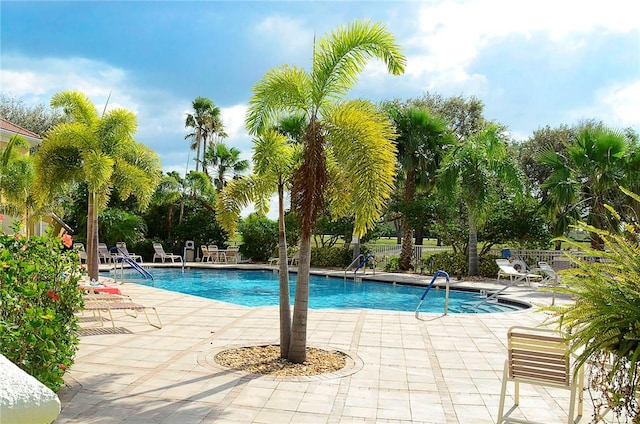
[
  {"left": 0, "top": 229, "right": 84, "bottom": 391},
  {"left": 310, "top": 246, "right": 370, "bottom": 268},
  {"left": 424, "top": 252, "right": 500, "bottom": 278}
]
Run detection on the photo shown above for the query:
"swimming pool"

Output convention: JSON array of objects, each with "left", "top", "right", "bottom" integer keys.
[{"left": 123, "top": 268, "right": 524, "bottom": 314}]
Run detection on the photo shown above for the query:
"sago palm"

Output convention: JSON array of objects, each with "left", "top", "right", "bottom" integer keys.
[
  {"left": 547, "top": 187, "right": 640, "bottom": 421},
  {"left": 245, "top": 19, "right": 405, "bottom": 362},
  {"left": 34, "top": 91, "right": 161, "bottom": 280}
]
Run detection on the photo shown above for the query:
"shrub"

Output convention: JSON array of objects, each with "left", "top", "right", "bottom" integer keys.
[
  {"left": 238, "top": 215, "right": 278, "bottom": 262},
  {"left": 425, "top": 252, "right": 499, "bottom": 278},
  {"left": 384, "top": 256, "right": 400, "bottom": 272},
  {"left": 548, "top": 189, "right": 640, "bottom": 421},
  {"left": 310, "top": 246, "right": 354, "bottom": 268},
  {"left": 426, "top": 252, "right": 467, "bottom": 278},
  {"left": 478, "top": 254, "right": 500, "bottom": 277},
  {"left": 0, "top": 227, "right": 84, "bottom": 391}
]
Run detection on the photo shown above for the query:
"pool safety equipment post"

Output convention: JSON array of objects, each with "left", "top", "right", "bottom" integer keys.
[{"left": 415, "top": 270, "right": 451, "bottom": 317}]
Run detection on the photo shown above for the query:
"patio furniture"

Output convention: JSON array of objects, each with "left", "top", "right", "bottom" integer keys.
[
  {"left": 289, "top": 250, "right": 300, "bottom": 266},
  {"left": 496, "top": 259, "right": 542, "bottom": 286},
  {"left": 224, "top": 246, "right": 239, "bottom": 264},
  {"left": 98, "top": 243, "right": 113, "bottom": 264},
  {"left": 83, "top": 299, "right": 162, "bottom": 329},
  {"left": 115, "top": 242, "right": 142, "bottom": 262},
  {"left": 73, "top": 242, "right": 87, "bottom": 263},
  {"left": 497, "top": 326, "right": 584, "bottom": 424},
  {"left": 207, "top": 245, "right": 219, "bottom": 262},
  {"left": 152, "top": 243, "right": 181, "bottom": 263}
]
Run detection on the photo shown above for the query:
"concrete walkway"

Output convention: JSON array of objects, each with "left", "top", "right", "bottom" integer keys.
[{"left": 55, "top": 268, "right": 590, "bottom": 423}]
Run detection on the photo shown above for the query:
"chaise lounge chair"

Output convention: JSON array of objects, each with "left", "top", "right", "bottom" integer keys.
[
  {"left": 115, "top": 242, "right": 143, "bottom": 263},
  {"left": 98, "top": 242, "right": 114, "bottom": 264},
  {"left": 83, "top": 296, "right": 162, "bottom": 329},
  {"left": 73, "top": 242, "right": 87, "bottom": 263},
  {"left": 152, "top": 243, "right": 181, "bottom": 263},
  {"left": 495, "top": 259, "right": 542, "bottom": 286}
]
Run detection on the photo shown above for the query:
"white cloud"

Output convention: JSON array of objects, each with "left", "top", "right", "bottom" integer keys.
[
  {"left": 396, "top": 0, "right": 638, "bottom": 90},
  {"left": 570, "top": 79, "right": 640, "bottom": 130},
  {"left": 254, "top": 15, "right": 312, "bottom": 55}
]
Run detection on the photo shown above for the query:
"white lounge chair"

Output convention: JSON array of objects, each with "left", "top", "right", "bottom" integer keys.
[
  {"left": 98, "top": 243, "right": 113, "bottom": 264},
  {"left": 152, "top": 243, "right": 181, "bottom": 263},
  {"left": 530, "top": 261, "right": 562, "bottom": 305},
  {"left": 73, "top": 242, "right": 87, "bottom": 263},
  {"left": 289, "top": 250, "right": 300, "bottom": 266},
  {"left": 496, "top": 259, "right": 542, "bottom": 286},
  {"left": 115, "top": 242, "right": 142, "bottom": 263},
  {"left": 497, "top": 326, "right": 584, "bottom": 424}
]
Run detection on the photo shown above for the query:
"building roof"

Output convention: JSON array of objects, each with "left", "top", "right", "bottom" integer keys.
[{"left": 0, "top": 117, "right": 41, "bottom": 139}]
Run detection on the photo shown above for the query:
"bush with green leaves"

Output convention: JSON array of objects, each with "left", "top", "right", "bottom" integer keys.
[
  {"left": 0, "top": 227, "right": 84, "bottom": 392},
  {"left": 424, "top": 252, "right": 499, "bottom": 278},
  {"left": 238, "top": 215, "right": 278, "bottom": 262},
  {"left": 549, "top": 188, "right": 640, "bottom": 421},
  {"left": 310, "top": 246, "right": 356, "bottom": 268}
]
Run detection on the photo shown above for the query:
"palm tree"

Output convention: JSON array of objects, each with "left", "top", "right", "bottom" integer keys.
[
  {"left": 389, "top": 107, "right": 455, "bottom": 270},
  {"left": 539, "top": 124, "right": 639, "bottom": 249},
  {"left": 0, "top": 135, "right": 32, "bottom": 218},
  {"left": 33, "top": 90, "right": 161, "bottom": 280},
  {"left": 185, "top": 97, "right": 223, "bottom": 173},
  {"left": 439, "top": 123, "right": 522, "bottom": 276},
  {"left": 202, "top": 143, "right": 250, "bottom": 192},
  {"left": 245, "top": 20, "right": 405, "bottom": 362},
  {"left": 217, "top": 128, "right": 301, "bottom": 358}
]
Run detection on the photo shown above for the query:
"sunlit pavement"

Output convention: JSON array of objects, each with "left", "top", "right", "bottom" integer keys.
[{"left": 55, "top": 264, "right": 590, "bottom": 423}]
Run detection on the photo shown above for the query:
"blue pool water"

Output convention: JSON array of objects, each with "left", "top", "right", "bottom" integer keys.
[{"left": 123, "top": 268, "right": 523, "bottom": 313}]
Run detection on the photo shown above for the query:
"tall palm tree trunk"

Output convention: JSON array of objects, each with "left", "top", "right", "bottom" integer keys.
[
  {"left": 399, "top": 170, "right": 416, "bottom": 270},
  {"left": 288, "top": 233, "right": 311, "bottom": 363},
  {"left": 86, "top": 192, "right": 100, "bottom": 280},
  {"left": 195, "top": 128, "right": 202, "bottom": 173},
  {"left": 468, "top": 215, "right": 479, "bottom": 276},
  {"left": 277, "top": 182, "right": 292, "bottom": 358}
]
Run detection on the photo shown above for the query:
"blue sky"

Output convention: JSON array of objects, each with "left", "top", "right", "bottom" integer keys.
[{"left": 1, "top": 0, "right": 638, "bottom": 177}]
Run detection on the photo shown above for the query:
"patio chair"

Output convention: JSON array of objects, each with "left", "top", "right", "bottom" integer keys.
[
  {"left": 200, "top": 245, "right": 212, "bottom": 262},
  {"left": 496, "top": 259, "right": 542, "bottom": 286},
  {"left": 115, "top": 242, "right": 143, "bottom": 262},
  {"left": 73, "top": 242, "right": 87, "bottom": 263},
  {"left": 268, "top": 249, "right": 280, "bottom": 265},
  {"left": 152, "top": 243, "right": 181, "bottom": 263},
  {"left": 224, "top": 246, "right": 239, "bottom": 264},
  {"left": 497, "top": 326, "right": 584, "bottom": 424},
  {"left": 207, "top": 245, "right": 219, "bottom": 262},
  {"left": 83, "top": 299, "right": 162, "bottom": 329},
  {"left": 530, "top": 262, "right": 560, "bottom": 286},
  {"left": 289, "top": 250, "right": 300, "bottom": 266},
  {"left": 530, "top": 261, "right": 562, "bottom": 305},
  {"left": 98, "top": 243, "right": 113, "bottom": 264}
]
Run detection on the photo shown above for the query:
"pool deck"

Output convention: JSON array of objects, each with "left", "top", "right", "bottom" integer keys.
[{"left": 55, "top": 264, "right": 591, "bottom": 423}]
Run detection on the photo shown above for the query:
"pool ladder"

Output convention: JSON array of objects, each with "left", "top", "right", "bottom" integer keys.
[
  {"left": 344, "top": 254, "right": 375, "bottom": 281},
  {"left": 415, "top": 270, "right": 451, "bottom": 317}
]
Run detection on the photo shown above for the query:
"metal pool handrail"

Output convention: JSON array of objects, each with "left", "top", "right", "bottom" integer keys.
[{"left": 415, "top": 270, "right": 451, "bottom": 317}]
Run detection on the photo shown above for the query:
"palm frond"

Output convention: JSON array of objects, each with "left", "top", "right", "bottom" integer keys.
[
  {"left": 50, "top": 90, "right": 99, "bottom": 127},
  {"left": 312, "top": 19, "right": 405, "bottom": 104},
  {"left": 246, "top": 65, "right": 311, "bottom": 135},
  {"left": 324, "top": 100, "right": 397, "bottom": 237}
]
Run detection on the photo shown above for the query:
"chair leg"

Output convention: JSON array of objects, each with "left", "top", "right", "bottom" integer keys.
[{"left": 497, "top": 362, "right": 509, "bottom": 423}]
